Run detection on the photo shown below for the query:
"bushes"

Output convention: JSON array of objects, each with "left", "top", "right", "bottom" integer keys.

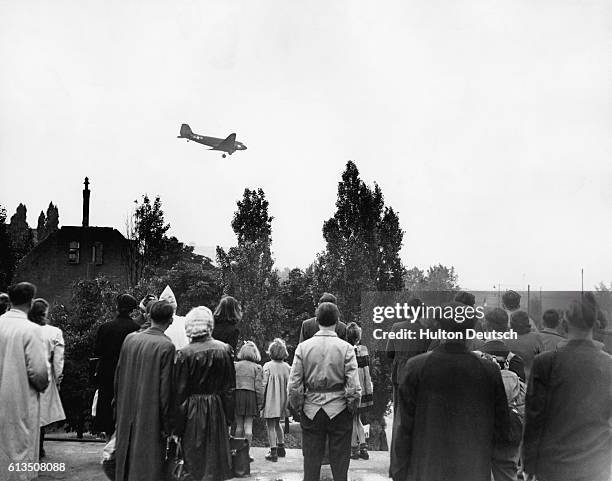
[{"left": 51, "top": 277, "right": 118, "bottom": 436}]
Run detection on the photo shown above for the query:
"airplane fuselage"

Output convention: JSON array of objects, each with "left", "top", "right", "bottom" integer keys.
[{"left": 177, "top": 125, "right": 246, "bottom": 155}]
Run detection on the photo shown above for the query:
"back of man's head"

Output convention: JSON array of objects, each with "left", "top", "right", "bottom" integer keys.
[
  {"left": 117, "top": 294, "right": 137, "bottom": 316},
  {"left": 502, "top": 290, "right": 521, "bottom": 311},
  {"left": 510, "top": 310, "right": 531, "bottom": 335},
  {"left": 566, "top": 295, "right": 599, "bottom": 331},
  {"left": 150, "top": 300, "right": 174, "bottom": 326},
  {"left": 318, "top": 292, "right": 337, "bottom": 305},
  {"left": 485, "top": 307, "right": 509, "bottom": 332},
  {"left": 316, "top": 302, "right": 340, "bottom": 327},
  {"left": 542, "top": 309, "right": 560, "bottom": 329},
  {"left": 437, "top": 301, "right": 477, "bottom": 333},
  {"left": 8, "top": 282, "right": 36, "bottom": 308}
]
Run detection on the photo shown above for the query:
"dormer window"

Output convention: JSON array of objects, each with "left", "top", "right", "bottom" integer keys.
[
  {"left": 92, "top": 241, "right": 104, "bottom": 265},
  {"left": 68, "top": 241, "right": 80, "bottom": 264}
]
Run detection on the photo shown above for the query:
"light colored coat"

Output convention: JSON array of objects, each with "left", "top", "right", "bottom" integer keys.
[
  {"left": 0, "top": 309, "right": 49, "bottom": 481},
  {"left": 288, "top": 330, "right": 361, "bottom": 420},
  {"left": 262, "top": 360, "right": 290, "bottom": 418},
  {"left": 40, "top": 325, "right": 66, "bottom": 426}
]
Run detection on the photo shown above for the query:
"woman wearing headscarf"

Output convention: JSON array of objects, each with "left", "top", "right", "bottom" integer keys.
[
  {"left": 173, "top": 306, "right": 236, "bottom": 481},
  {"left": 28, "top": 298, "right": 66, "bottom": 458},
  {"left": 213, "top": 296, "right": 242, "bottom": 353}
]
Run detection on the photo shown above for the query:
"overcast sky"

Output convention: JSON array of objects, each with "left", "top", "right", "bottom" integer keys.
[{"left": 1, "top": 0, "right": 610, "bottom": 290}]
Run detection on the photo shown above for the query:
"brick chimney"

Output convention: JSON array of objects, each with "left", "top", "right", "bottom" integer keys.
[{"left": 82, "top": 177, "right": 90, "bottom": 227}]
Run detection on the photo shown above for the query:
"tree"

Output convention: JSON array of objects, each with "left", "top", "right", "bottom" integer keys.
[
  {"left": 0, "top": 204, "right": 15, "bottom": 290},
  {"left": 8, "top": 203, "right": 34, "bottom": 264},
  {"left": 404, "top": 267, "right": 426, "bottom": 291},
  {"left": 216, "top": 188, "right": 287, "bottom": 348},
  {"left": 124, "top": 195, "right": 171, "bottom": 287},
  {"left": 45, "top": 202, "right": 59, "bottom": 235},
  {"left": 316, "top": 160, "right": 406, "bottom": 450},
  {"left": 36, "top": 211, "right": 47, "bottom": 243}
]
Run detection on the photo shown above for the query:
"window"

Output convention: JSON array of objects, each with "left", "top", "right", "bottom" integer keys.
[
  {"left": 68, "top": 241, "right": 80, "bottom": 264},
  {"left": 92, "top": 242, "right": 104, "bottom": 265}
]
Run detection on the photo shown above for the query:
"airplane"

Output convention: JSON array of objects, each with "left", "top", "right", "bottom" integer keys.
[{"left": 177, "top": 124, "right": 247, "bottom": 158}]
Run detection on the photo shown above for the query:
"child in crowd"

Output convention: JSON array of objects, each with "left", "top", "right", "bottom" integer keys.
[
  {"left": 346, "top": 322, "right": 373, "bottom": 460},
  {"left": 234, "top": 341, "right": 264, "bottom": 446},
  {"left": 261, "top": 338, "right": 291, "bottom": 462}
]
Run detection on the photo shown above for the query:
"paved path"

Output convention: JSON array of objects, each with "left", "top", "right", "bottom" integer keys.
[{"left": 38, "top": 441, "right": 390, "bottom": 481}]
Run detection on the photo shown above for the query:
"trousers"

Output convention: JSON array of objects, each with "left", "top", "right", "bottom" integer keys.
[{"left": 301, "top": 408, "right": 353, "bottom": 481}]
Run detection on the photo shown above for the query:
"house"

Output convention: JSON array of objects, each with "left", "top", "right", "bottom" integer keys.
[{"left": 13, "top": 178, "right": 129, "bottom": 305}]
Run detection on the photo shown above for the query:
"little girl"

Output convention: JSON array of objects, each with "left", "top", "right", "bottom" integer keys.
[
  {"left": 261, "top": 338, "right": 291, "bottom": 462},
  {"left": 234, "top": 341, "right": 264, "bottom": 446},
  {"left": 346, "top": 322, "right": 373, "bottom": 460}
]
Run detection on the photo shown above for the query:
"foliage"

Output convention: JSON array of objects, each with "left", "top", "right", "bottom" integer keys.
[
  {"left": 135, "top": 258, "right": 222, "bottom": 315},
  {"left": 51, "top": 278, "right": 119, "bottom": 437},
  {"left": 124, "top": 195, "right": 171, "bottom": 287},
  {"left": 217, "top": 188, "right": 287, "bottom": 349},
  {"left": 0, "top": 204, "right": 15, "bottom": 291},
  {"left": 315, "top": 160, "right": 406, "bottom": 450},
  {"left": 36, "top": 211, "right": 47, "bottom": 243},
  {"left": 45, "top": 202, "right": 60, "bottom": 236},
  {"left": 404, "top": 264, "right": 460, "bottom": 292},
  {"left": 8, "top": 203, "right": 34, "bottom": 264},
  {"left": 317, "top": 161, "right": 405, "bottom": 322}
]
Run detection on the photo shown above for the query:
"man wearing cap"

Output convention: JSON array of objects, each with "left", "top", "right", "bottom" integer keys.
[
  {"left": 288, "top": 302, "right": 361, "bottom": 481},
  {"left": 93, "top": 293, "right": 140, "bottom": 438},
  {"left": 114, "top": 300, "right": 176, "bottom": 481}
]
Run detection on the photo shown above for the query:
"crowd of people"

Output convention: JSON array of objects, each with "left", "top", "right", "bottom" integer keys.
[
  {"left": 388, "top": 290, "right": 612, "bottom": 481},
  {"left": 0, "top": 282, "right": 610, "bottom": 481}
]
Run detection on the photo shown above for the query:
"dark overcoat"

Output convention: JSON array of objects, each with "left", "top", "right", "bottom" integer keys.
[
  {"left": 93, "top": 314, "right": 139, "bottom": 434},
  {"left": 522, "top": 340, "right": 612, "bottom": 481},
  {"left": 391, "top": 342, "right": 509, "bottom": 481},
  {"left": 298, "top": 317, "right": 347, "bottom": 343},
  {"left": 173, "top": 338, "right": 236, "bottom": 481},
  {"left": 114, "top": 328, "right": 175, "bottom": 481}
]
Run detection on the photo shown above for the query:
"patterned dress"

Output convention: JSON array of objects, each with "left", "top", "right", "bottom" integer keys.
[{"left": 355, "top": 344, "right": 373, "bottom": 412}]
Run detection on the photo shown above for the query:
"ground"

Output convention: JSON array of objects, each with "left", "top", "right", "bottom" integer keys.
[{"left": 38, "top": 442, "right": 390, "bottom": 481}]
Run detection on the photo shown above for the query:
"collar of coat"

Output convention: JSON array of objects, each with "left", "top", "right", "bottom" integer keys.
[{"left": 314, "top": 329, "right": 338, "bottom": 337}]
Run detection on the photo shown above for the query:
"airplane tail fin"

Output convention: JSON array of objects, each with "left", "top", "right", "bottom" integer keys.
[{"left": 179, "top": 124, "right": 193, "bottom": 137}]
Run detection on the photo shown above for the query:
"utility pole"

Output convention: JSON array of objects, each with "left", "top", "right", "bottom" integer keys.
[{"left": 527, "top": 284, "right": 531, "bottom": 318}]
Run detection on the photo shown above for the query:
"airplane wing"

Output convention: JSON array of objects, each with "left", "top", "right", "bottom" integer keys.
[{"left": 215, "top": 133, "right": 236, "bottom": 152}]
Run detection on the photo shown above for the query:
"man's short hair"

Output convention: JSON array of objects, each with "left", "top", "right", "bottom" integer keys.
[
  {"left": 318, "top": 292, "right": 337, "bottom": 305},
  {"left": 454, "top": 291, "right": 476, "bottom": 307},
  {"left": 437, "top": 301, "right": 477, "bottom": 333},
  {"left": 542, "top": 309, "right": 560, "bottom": 329},
  {"left": 8, "top": 282, "right": 36, "bottom": 306},
  {"left": 510, "top": 310, "right": 531, "bottom": 334},
  {"left": 484, "top": 307, "right": 509, "bottom": 332},
  {"left": 566, "top": 296, "right": 598, "bottom": 330},
  {"left": 316, "top": 302, "right": 340, "bottom": 327},
  {"left": 150, "top": 300, "right": 174, "bottom": 324},
  {"left": 502, "top": 290, "right": 521, "bottom": 310},
  {"left": 117, "top": 293, "right": 137, "bottom": 314}
]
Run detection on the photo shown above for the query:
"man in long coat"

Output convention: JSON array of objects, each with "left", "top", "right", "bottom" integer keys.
[
  {"left": 391, "top": 302, "right": 510, "bottom": 481},
  {"left": 0, "top": 283, "right": 49, "bottom": 481},
  {"left": 114, "top": 300, "right": 176, "bottom": 481},
  {"left": 93, "top": 294, "right": 139, "bottom": 437}
]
